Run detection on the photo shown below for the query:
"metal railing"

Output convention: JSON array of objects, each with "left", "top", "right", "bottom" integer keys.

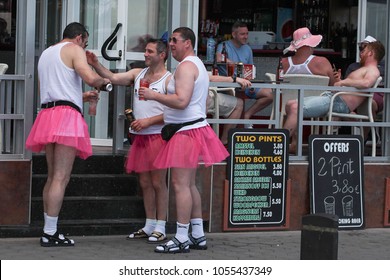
[
  {"left": 0, "top": 74, "right": 26, "bottom": 160},
  {"left": 209, "top": 81, "right": 390, "bottom": 161},
  {"left": 2, "top": 77, "right": 390, "bottom": 162}
]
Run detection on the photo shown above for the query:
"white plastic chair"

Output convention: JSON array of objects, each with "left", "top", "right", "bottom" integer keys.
[
  {"left": 207, "top": 87, "right": 235, "bottom": 136},
  {"left": 326, "top": 76, "right": 382, "bottom": 156},
  {"left": 270, "top": 74, "right": 330, "bottom": 130},
  {"left": 0, "top": 63, "right": 9, "bottom": 153}
]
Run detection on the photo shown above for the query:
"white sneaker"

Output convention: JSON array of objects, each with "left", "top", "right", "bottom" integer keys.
[{"left": 244, "top": 124, "right": 253, "bottom": 129}]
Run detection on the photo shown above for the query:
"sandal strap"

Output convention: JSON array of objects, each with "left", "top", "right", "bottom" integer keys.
[
  {"left": 41, "top": 231, "right": 74, "bottom": 246},
  {"left": 189, "top": 234, "right": 206, "bottom": 245},
  {"left": 127, "top": 228, "right": 149, "bottom": 239},
  {"left": 150, "top": 231, "right": 165, "bottom": 239},
  {"left": 156, "top": 237, "right": 189, "bottom": 253}
]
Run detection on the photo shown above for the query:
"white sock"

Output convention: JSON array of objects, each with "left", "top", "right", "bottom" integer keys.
[
  {"left": 43, "top": 215, "right": 58, "bottom": 235},
  {"left": 175, "top": 222, "right": 190, "bottom": 243},
  {"left": 142, "top": 218, "right": 156, "bottom": 235},
  {"left": 154, "top": 220, "right": 166, "bottom": 236},
  {"left": 190, "top": 218, "right": 204, "bottom": 238}
]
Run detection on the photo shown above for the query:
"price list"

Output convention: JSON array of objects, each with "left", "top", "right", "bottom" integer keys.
[
  {"left": 226, "top": 129, "right": 289, "bottom": 229},
  {"left": 309, "top": 135, "right": 365, "bottom": 229}
]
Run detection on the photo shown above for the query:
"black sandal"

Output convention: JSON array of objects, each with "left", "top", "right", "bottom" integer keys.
[
  {"left": 40, "top": 232, "right": 75, "bottom": 247},
  {"left": 188, "top": 234, "right": 208, "bottom": 250},
  {"left": 126, "top": 229, "right": 149, "bottom": 240},
  {"left": 154, "top": 237, "right": 190, "bottom": 254}
]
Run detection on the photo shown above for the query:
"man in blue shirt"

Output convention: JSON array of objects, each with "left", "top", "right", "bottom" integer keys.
[{"left": 216, "top": 21, "right": 273, "bottom": 128}]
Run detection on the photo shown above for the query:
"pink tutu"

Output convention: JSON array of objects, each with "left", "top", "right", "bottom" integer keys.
[
  {"left": 26, "top": 106, "right": 92, "bottom": 159},
  {"left": 125, "top": 134, "right": 166, "bottom": 173},
  {"left": 153, "top": 125, "right": 229, "bottom": 169}
]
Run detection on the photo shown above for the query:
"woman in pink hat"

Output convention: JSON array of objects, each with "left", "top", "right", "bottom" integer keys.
[
  {"left": 280, "top": 27, "right": 336, "bottom": 153},
  {"left": 282, "top": 27, "right": 336, "bottom": 86}
]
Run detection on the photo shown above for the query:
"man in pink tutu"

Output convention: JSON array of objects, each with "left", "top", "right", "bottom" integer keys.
[
  {"left": 140, "top": 27, "right": 229, "bottom": 254},
  {"left": 26, "top": 22, "right": 110, "bottom": 247},
  {"left": 87, "top": 38, "right": 171, "bottom": 243}
]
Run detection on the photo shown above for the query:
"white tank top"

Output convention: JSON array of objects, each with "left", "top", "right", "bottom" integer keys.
[
  {"left": 164, "top": 56, "right": 208, "bottom": 130},
  {"left": 38, "top": 42, "right": 83, "bottom": 112},
  {"left": 285, "top": 55, "right": 315, "bottom": 75},
  {"left": 132, "top": 68, "right": 171, "bottom": 135}
]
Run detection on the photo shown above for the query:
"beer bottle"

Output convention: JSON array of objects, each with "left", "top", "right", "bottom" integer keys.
[
  {"left": 276, "top": 56, "right": 284, "bottom": 82},
  {"left": 212, "top": 53, "right": 219, "bottom": 75},
  {"left": 221, "top": 42, "right": 227, "bottom": 63}
]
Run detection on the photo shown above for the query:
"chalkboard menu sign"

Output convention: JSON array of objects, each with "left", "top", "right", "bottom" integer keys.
[
  {"left": 309, "top": 135, "right": 364, "bottom": 229},
  {"left": 225, "top": 128, "right": 289, "bottom": 230}
]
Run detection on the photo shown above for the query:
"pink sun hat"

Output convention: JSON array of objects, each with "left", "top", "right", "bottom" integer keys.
[{"left": 283, "top": 27, "right": 322, "bottom": 54}]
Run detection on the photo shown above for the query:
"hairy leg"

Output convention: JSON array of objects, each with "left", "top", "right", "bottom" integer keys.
[
  {"left": 170, "top": 168, "right": 196, "bottom": 224},
  {"left": 138, "top": 172, "right": 157, "bottom": 220},
  {"left": 150, "top": 168, "right": 168, "bottom": 221},
  {"left": 45, "top": 144, "right": 77, "bottom": 217},
  {"left": 283, "top": 100, "right": 299, "bottom": 153},
  {"left": 244, "top": 88, "right": 273, "bottom": 119}
]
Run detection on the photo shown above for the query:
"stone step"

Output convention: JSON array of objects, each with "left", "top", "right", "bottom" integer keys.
[
  {"left": 28, "top": 153, "right": 149, "bottom": 237},
  {"left": 32, "top": 154, "right": 127, "bottom": 175},
  {"left": 0, "top": 219, "right": 144, "bottom": 238},
  {"left": 31, "top": 174, "right": 139, "bottom": 197},
  {"left": 30, "top": 196, "right": 146, "bottom": 221}
]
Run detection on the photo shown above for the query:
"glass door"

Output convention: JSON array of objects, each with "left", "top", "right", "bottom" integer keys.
[{"left": 65, "top": 0, "right": 199, "bottom": 149}]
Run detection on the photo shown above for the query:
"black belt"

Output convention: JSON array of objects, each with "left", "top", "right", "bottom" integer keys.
[{"left": 41, "top": 100, "right": 82, "bottom": 114}]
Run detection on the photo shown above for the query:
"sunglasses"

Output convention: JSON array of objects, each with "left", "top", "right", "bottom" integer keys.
[{"left": 169, "top": 37, "right": 186, "bottom": 44}]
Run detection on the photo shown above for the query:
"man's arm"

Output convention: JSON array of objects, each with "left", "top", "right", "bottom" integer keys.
[
  {"left": 66, "top": 44, "right": 109, "bottom": 88},
  {"left": 86, "top": 51, "right": 139, "bottom": 86},
  {"left": 130, "top": 114, "right": 164, "bottom": 132},
  {"left": 209, "top": 75, "right": 251, "bottom": 88},
  {"left": 311, "top": 56, "right": 336, "bottom": 86},
  {"left": 140, "top": 61, "right": 196, "bottom": 109},
  {"left": 335, "top": 66, "right": 380, "bottom": 89}
]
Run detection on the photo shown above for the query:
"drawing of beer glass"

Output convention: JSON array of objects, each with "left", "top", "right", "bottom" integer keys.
[
  {"left": 342, "top": 195, "right": 353, "bottom": 216},
  {"left": 324, "top": 196, "right": 335, "bottom": 215}
]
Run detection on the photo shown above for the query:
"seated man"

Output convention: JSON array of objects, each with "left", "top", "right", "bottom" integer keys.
[
  {"left": 344, "top": 36, "right": 385, "bottom": 121},
  {"left": 283, "top": 40, "right": 385, "bottom": 152},
  {"left": 208, "top": 75, "right": 251, "bottom": 145},
  {"left": 215, "top": 20, "right": 273, "bottom": 128}
]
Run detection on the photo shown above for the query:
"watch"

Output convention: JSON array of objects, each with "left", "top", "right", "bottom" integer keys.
[{"left": 232, "top": 76, "right": 236, "bottom": 83}]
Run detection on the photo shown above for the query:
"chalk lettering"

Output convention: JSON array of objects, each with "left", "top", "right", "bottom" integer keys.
[{"left": 323, "top": 142, "right": 350, "bottom": 153}]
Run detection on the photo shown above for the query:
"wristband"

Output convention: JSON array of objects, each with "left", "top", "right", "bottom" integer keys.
[{"left": 232, "top": 76, "right": 236, "bottom": 83}]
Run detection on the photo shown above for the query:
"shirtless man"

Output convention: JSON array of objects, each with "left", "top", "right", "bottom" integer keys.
[{"left": 283, "top": 40, "right": 385, "bottom": 150}]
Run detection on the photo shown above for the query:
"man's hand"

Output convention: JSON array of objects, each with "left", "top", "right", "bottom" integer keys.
[
  {"left": 83, "top": 90, "right": 99, "bottom": 102},
  {"left": 138, "top": 87, "right": 155, "bottom": 101},
  {"left": 130, "top": 119, "right": 150, "bottom": 132},
  {"left": 86, "top": 50, "right": 99, "bottom": 66},
  {"left": 236, "top": 77, "right": 251, "bottom": 89}
]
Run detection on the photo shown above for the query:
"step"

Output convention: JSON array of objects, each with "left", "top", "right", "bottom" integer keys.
[
  {"left": 30, "top": 196, "right": 146, "bottom": 221},
  {"left": 0, "top": 219, "right": 178, "bottom": 238},
  {"left": 32, "top": 154, "right": 127, "bottom": 175},
  {"left": 31, "top": 174, "right": 139, "bottom": 197},
  {"left": 26, "top": 153, "right": 148, "bottom": 237}
]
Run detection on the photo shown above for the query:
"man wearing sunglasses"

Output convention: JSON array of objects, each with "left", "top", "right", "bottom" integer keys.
[
  {"left": 141, "top": 27, "right": 229, "bottom": 254},
  {"left": 344, "top": 36, "right": 385, "bottom": 121}
]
